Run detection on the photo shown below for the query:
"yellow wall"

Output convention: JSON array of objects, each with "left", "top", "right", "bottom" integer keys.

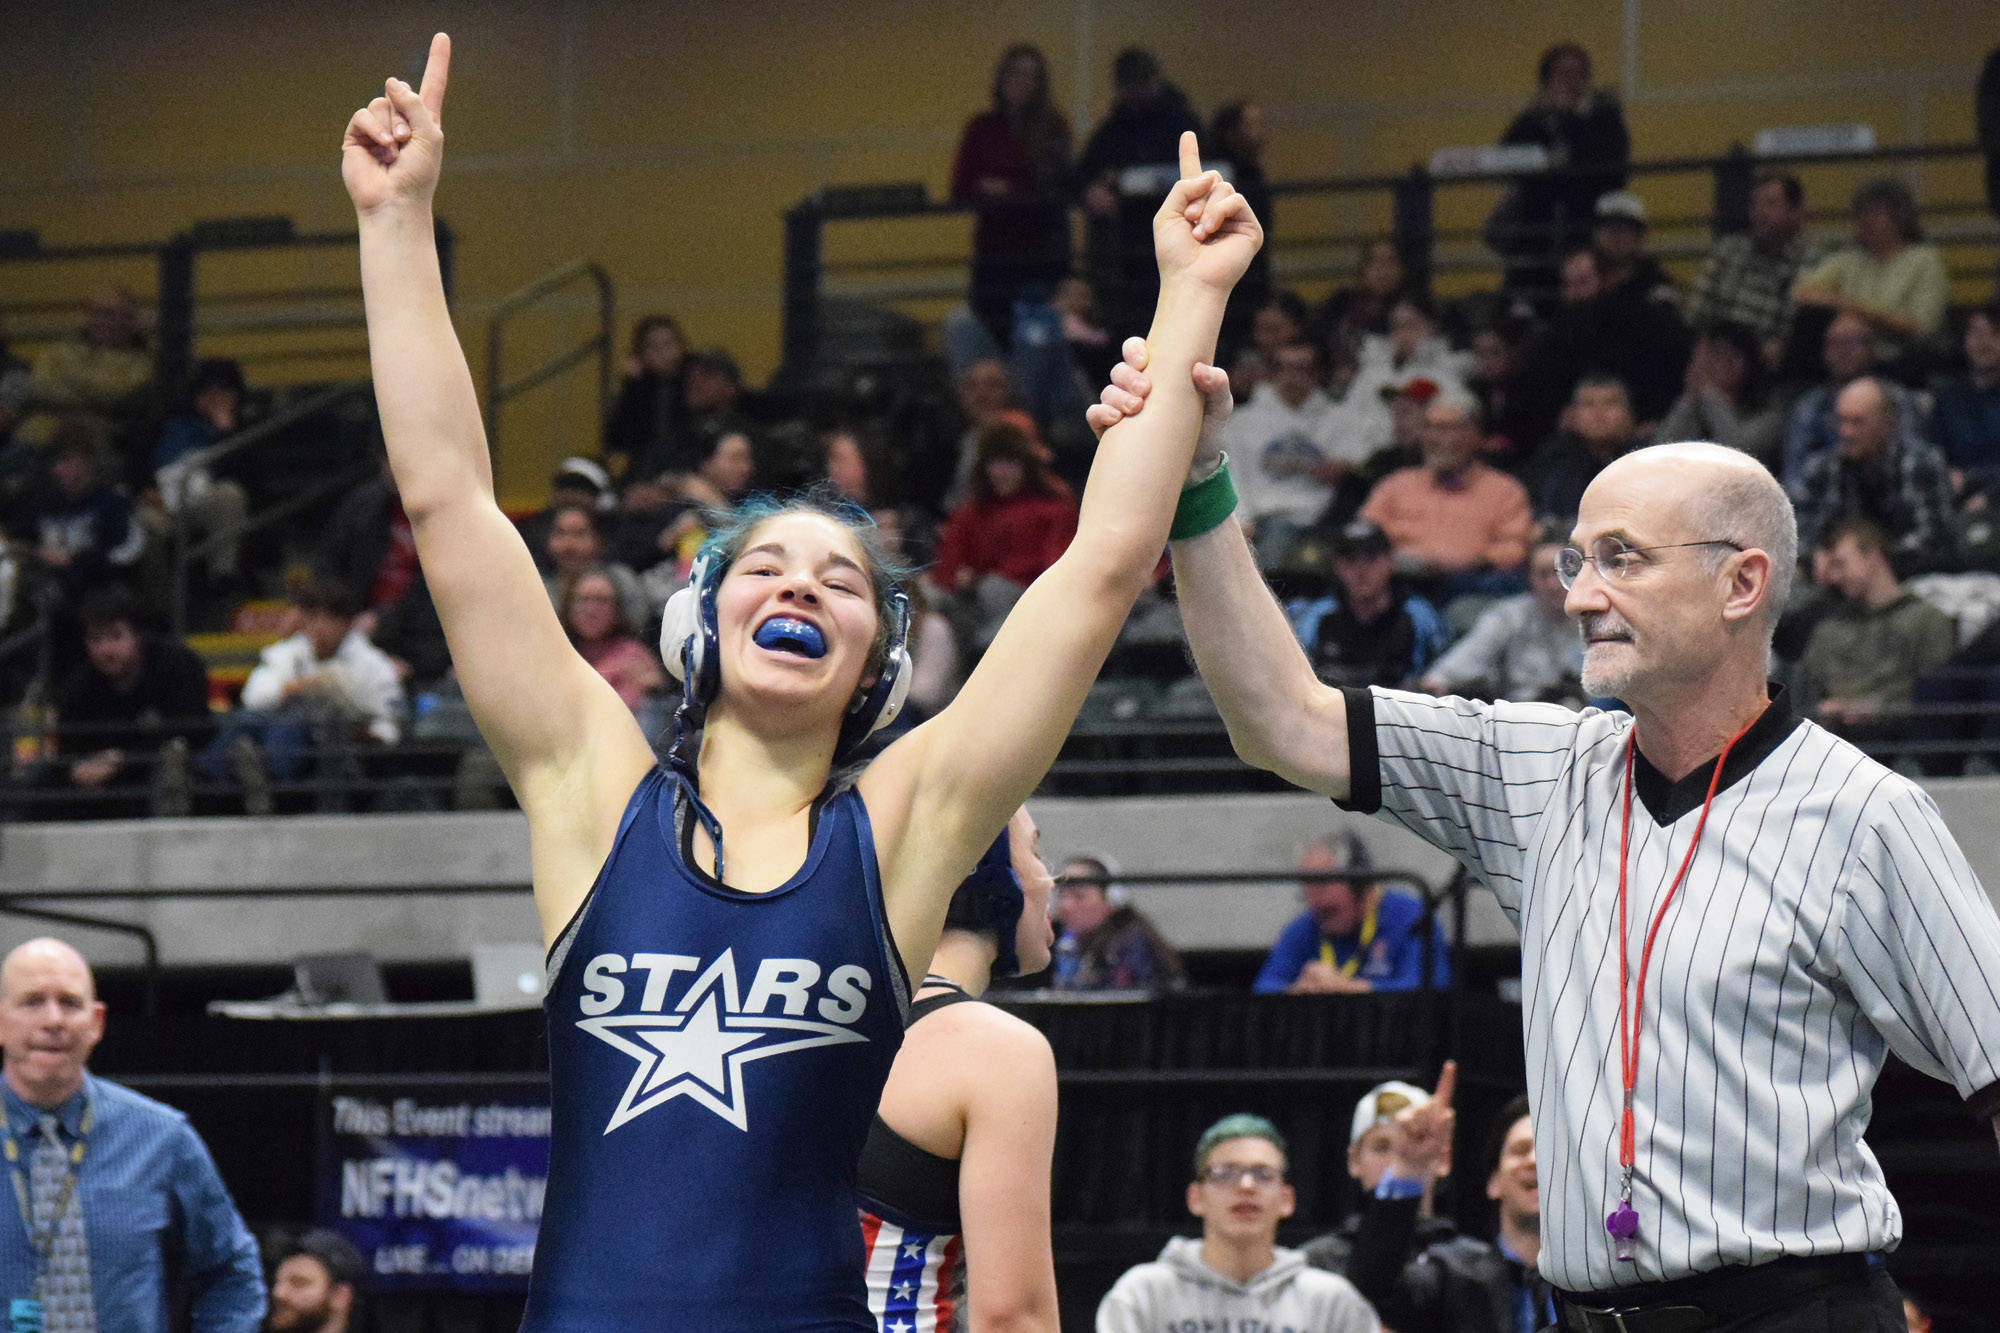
[{"left": 0, "top": 1, "right": 1991, "bottom": 501}]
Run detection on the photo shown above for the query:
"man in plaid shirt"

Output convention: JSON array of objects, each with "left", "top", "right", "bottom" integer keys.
[
  {"left": 1688, "top": 173, "right": 1821, "bottom": 352},
  {"left": 1792, "top": 375, "right": 1961, "bottom": 575}
]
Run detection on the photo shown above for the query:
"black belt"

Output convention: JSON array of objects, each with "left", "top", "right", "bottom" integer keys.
[{"left": 1553, "top": 1254, "right": 1875, "bottom": 1332}]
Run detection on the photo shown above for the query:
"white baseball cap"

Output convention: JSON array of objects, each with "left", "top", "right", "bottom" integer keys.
[{"left": 1350, "top": 1080, "right": 1430, "bottom": 1146}]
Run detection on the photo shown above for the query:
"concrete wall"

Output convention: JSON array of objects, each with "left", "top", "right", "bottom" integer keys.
[{"left": 5, "top": 777, "right": 1996, "bottom": 969}]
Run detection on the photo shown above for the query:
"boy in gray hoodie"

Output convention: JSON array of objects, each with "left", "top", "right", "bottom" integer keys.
[{"left": 1097, "top": 1114, "right": 1380, "bottom": 1333}]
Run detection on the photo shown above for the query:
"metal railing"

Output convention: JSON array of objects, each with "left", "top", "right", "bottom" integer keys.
[
  {"left": 0, "top": 216, "right": 454, "bottom": 395},
  {"left": 778, "top": 139, "right": 1995, "bottom": 381},
  {"left": 482, "top": 259, "right": 614, "bottom": 469}
]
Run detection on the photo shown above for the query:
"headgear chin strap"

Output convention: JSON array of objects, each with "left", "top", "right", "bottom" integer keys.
[{"left": 947, "top": 828, "right": 1027, "bottom": 978}]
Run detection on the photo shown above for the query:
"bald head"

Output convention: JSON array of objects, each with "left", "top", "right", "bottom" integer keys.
[
  {"left": 1834, "top": 376, "right": 1892, "bottom": 462},
  {"left": 0, "top": 939, "right": 95, "bottom": 1003},
  {"left": 1587, "top": 442, "right": 1798, "bottom": 628},
  {"left": 0, "top": 938, "right": 103, "bottom": 1109}
]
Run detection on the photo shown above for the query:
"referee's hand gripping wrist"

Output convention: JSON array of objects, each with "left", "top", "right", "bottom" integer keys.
[{"left": 1083, "top": 337, "right": 1236, "bottom": 487}]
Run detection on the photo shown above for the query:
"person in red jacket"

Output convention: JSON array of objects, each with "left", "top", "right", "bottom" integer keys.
[
  {"left": 951, "top": 45, "right": 1075, "bottom": 350},
  {"left": 930, "top": 415, "right": 1079, "bottom": 656}
]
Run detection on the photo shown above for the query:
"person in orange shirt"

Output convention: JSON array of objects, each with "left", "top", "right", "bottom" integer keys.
[{"left": 1359, "top": 389, "right": 1533, "bottom": 601}]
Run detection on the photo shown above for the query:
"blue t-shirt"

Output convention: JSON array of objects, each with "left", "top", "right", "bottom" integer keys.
[
  {"left": 1252, "top": 891, "right": 1451, "bottom": 994},
  {"left": 527, "top": 769, "right": 909, "bottom": 1330}
]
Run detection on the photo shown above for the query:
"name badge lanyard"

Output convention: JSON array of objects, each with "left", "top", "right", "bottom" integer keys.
[
  {"left": 1606, "top": 717, "right": 1753, "bottom": 1261},
  {"left": 1319, "top": 895, "right": 1380, "bottom": 978},
  {"left": 4, "top": 1101, "right": 92, "bottom": 1297}
]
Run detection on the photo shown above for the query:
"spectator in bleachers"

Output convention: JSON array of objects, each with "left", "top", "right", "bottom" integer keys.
[
  {"left": 317, "top": 452, "right": 415, "bottom": 618},
  {"left": 930, "top": 416, "right": 1077, "bottom": 655},
  {"left": 1050, "top": 854, "right": 1184, "bottom": 992},
  {"left": 1799, "top": 519, "right": 1957, "bottom": 737},
  {"left": 658, "top": 348, "right": 747, "bottom": 478},
  {"left": 1538, "top": 246, "right": 1689, "bottom": 424},
  {"left": 912, "top": 355, "right": 1015, "bottom": 516},
  {"left": 266, "top": 1228, "right": 365, "bottom": 1333},
  {"left": 1590, "top": 191, "right": 1675, "bottom": 305},
  {"left": 1285, "top": 519, "right": 1451, "bottom": 690},
  {"left": 1528, "top": 373, "right": 1646, "bottom": 523},
  {"left": 1221, "top": 340, "right": 1361, "bottom": 565},
  {"left": 1076, "top": 47, "right": 1202, "bottom": 345},
  {"left": 1467, "top": 313, "right": 1561, "bottom": 474},
  {"left": 1929, "top": 300, "right": 2000, "bottom": 509},
  {"left": 1342, "top": 295, "right": 1475, "bottom": 463},
  {"left": 1362, "top": 378, "right": 1439, "bottom": 484},
  {"left": 1341, "top": 1091, "right": 1555, "bottom": 1333},
  {"left": 541, "top": 503, "right": 650, "bottom": 630},
  {"left": 1360, "top": 390, "right": 1534, "bottom": 599},
  {"left": 1249, "top": 291, "right": 1311, "bottom": 365},
  {"left": 1315, "top": 239, "right": 1408, "bottom": 372},
  {"left": 195, "top": 576, "right": 403, "bottom": 815},
  {"left": 1687, "top": 172, "right": 1820, "bottom": 355},
  {"left": 1792, "top": 376, "right": 1960, "bottom": 575},
  {"left": 602, "top": 314, "right": 686, "bottom": 485},
  {"left": 0, "top": 938, "right": 264, "bottom": 1327},
  {"left": 520, "top": 457, "right": 616, "bottom": 575},
  {"left": 902, "top": 582, "right": 963, "bottom": 720},
  {"left": 1096, "top": 1115, "right": 1378, "bottom": 1333},
  {"left": 819, "top": 426, "right": 880, "bottom": 510},
  {"left": 1793, "top": 179, "right": 1949, "bottom": 362},
  {"left": 46, "top": 586, "right": 210, "bottom": 817},
  {"left": 1252, "top": 833, "right": 1450, "bottom": 994},
  {"left": 1211, "top": 100, "right": 1274, "bottom": 356},
  {"left": 951, "top": 45, "right": 1074, "bottom": 351},
  {"left": 1302, "top": 1080, "right": 1457, "bottom": 1276},
  {"left": 1489, "top": 43, "right": 1630, "bottom": 297},
  {"left": 145, "top": 357, "right": 252, "bottom": 587},
  {"left": 559, "top": 568, "right": 664, "bottom": 714},
  {"left": 1657, "top": 320, "right": 1783, "bottom": 469},
  {"left": 1418, "top": 529, "right": 1582, "bottom": 704},
  {"left": 1779, "top": 309, "right": 1878, "bottom": 491},
  {"left": 11, "top": 287, "right": 154, "bottom": 454},
  {"left": 9, "top": 418, "right": 143, "bottom": 603}
]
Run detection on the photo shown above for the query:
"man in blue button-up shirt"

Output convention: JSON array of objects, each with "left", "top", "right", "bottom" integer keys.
[{"left": 0, "top": 938, "right": 263, "bottom": 1332}]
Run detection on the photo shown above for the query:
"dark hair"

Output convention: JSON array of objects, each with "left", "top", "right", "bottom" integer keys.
[
  {"left": 1850, "top": 178, "right": 1922, "bottom": 242},
  {"left": 1061, "top": 855, "right": 1115, "bottom": 890},
  {"left": 1971, "top": 299, "right": 2000, "bottom": 332},
  {"left": 1481, "top": 1093, "right": 1533, "bottom": 1186},
  {"left": 1820, "top": 516, "right": 1889, "bottom": 558},
  {"left": 1537, "top": 42, "right": 1590, "bottom": 86},
  {"left": 191, "top": 358, "right": 246, "bottom": 399},
  {"left": 991, "top": 44, "right": 1050, "bottom": 114},
  {"left": 49, "top": 415, "right": 108, "bottom": 462},
  {"left": 559, "top": 565, "right": 638, "bottom": 644},
  {"left": 1258, "top": 290, "right": 1312, "bottom": 338},
  {"left": 79, "top": 586, "right": 140, "bottom": 635},
  {"left": 685, "top": 348, "right": 741, "bottom": 386},
  {"left": 294, "top": 575, "right": 363, "bottom": 621},
  {"left": 549, "top": 500, "right": 607, "bottom": 541},
  {"left": 698, "top": 483, "right": 914, "bottom": 679},
  {"left": 968, "top": 418, "right": 1063, "bottom": 504},
  {"left": 271, "top": 1228, "right": 366, "bottom": 1298},
  {"left": 1532, "top": 520, "right": 1569, "bottom": 551},
  {"left": 1561, "top": 245, "right": 1601, "bottom": 277},
  {"left": 628, "top": 314, "right": 684, "bottom": 358},
  {"left": 1112, "top": 47, "right": 1160, "bottom": 91},
  {"left": 1697, "top": 319, "right": 1770, "bottom": 408},
  {"left": 1572, "top": 372, "right": 1631, "bottom": 409},
  {"left": 1209, "top": 101, "right": 1258, "bottom": 162},
  {"left": 1752, "top": 171, "right": 1804, "bottom": 210}
]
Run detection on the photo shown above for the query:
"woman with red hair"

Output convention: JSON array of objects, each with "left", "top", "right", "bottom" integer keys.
[{"left": 929, "top": 415, "right": 1078, "bottom": 655}]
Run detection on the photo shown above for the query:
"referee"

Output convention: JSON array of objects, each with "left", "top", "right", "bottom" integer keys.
[{"left": 1092, "top": 353, "right": 2000, "bottom": 1329}]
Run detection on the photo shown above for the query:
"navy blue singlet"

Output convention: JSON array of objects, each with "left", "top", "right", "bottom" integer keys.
[{"left": 525, "top": 767, "right": 909, "bottom": 1331}]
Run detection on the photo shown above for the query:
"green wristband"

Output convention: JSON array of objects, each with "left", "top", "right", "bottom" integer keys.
[{"left": 1169, "top": 455, "right": 1238, "bottom": 542}]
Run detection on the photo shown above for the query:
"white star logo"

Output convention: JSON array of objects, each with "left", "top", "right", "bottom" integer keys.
[
  {"left": 892, "top": 1280, "right": 915, "bottom": 1300},
  {"left": 888, "top": 1321, "right": 912, "bottom": 1333},
  {"left": 578, "top": 949, "right": 867, "bottom": 1133},
  {"left": 901, "top": 1240, "right": 924, "bottom": 1260}
]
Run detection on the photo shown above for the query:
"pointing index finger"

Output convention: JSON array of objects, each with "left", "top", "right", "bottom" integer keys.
[
  {"left": 1178, "top": 131, "right": 1201, "bottom": 181},
  {"left": 419, "top": 32, "right": 451, "bottom": 126},
  {"left": 1432, "top": 1059, "right": 1458, "bottom": 1110}
]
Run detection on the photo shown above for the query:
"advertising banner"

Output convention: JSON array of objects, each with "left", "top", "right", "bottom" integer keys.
[{"left": 317, "top": 1084, "right": 550, "bottom": 1291}]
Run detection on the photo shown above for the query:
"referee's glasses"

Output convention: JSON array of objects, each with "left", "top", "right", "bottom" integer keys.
[{"left": 1555, "top": 537, "right": 1745, "bottom": 590}]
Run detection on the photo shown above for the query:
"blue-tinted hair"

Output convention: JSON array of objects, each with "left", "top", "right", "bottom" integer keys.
[{"left": 696, "top": 483, "right": 913, "bottom": 675}]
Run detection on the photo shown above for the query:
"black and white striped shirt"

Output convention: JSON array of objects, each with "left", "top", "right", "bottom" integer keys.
[{"left": 1341, "top": 686, "right": 2000, "bottom": 1293}]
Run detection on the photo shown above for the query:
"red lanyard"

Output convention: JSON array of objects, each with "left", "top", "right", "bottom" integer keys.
[{"left": 1608, "top": 714, "right": 1756, "bottom": 1250}]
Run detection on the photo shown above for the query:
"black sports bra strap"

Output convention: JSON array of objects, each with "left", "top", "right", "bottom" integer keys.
[{"left": 908, "top": 976, "right": 977, "bottom": 1024}]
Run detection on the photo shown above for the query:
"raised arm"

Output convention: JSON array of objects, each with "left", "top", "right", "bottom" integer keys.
[
  {"left": 862, "top": 134, "right": 1262, "bottom": 935},
  {"left": 1088, "top": 341, "right": 1353, "bottom": 799},
  {"left": 343, "top": 36, "right": 651, "bottom": 940}
]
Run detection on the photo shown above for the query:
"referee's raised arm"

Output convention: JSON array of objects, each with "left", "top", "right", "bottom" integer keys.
[{"left": 1087, "top": 339, "right": 1353, "bottom": 801}]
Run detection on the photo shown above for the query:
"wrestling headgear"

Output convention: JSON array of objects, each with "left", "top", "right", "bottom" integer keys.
[{"left": 943, "top": 828, "right": 1027, "bottom": 978}]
